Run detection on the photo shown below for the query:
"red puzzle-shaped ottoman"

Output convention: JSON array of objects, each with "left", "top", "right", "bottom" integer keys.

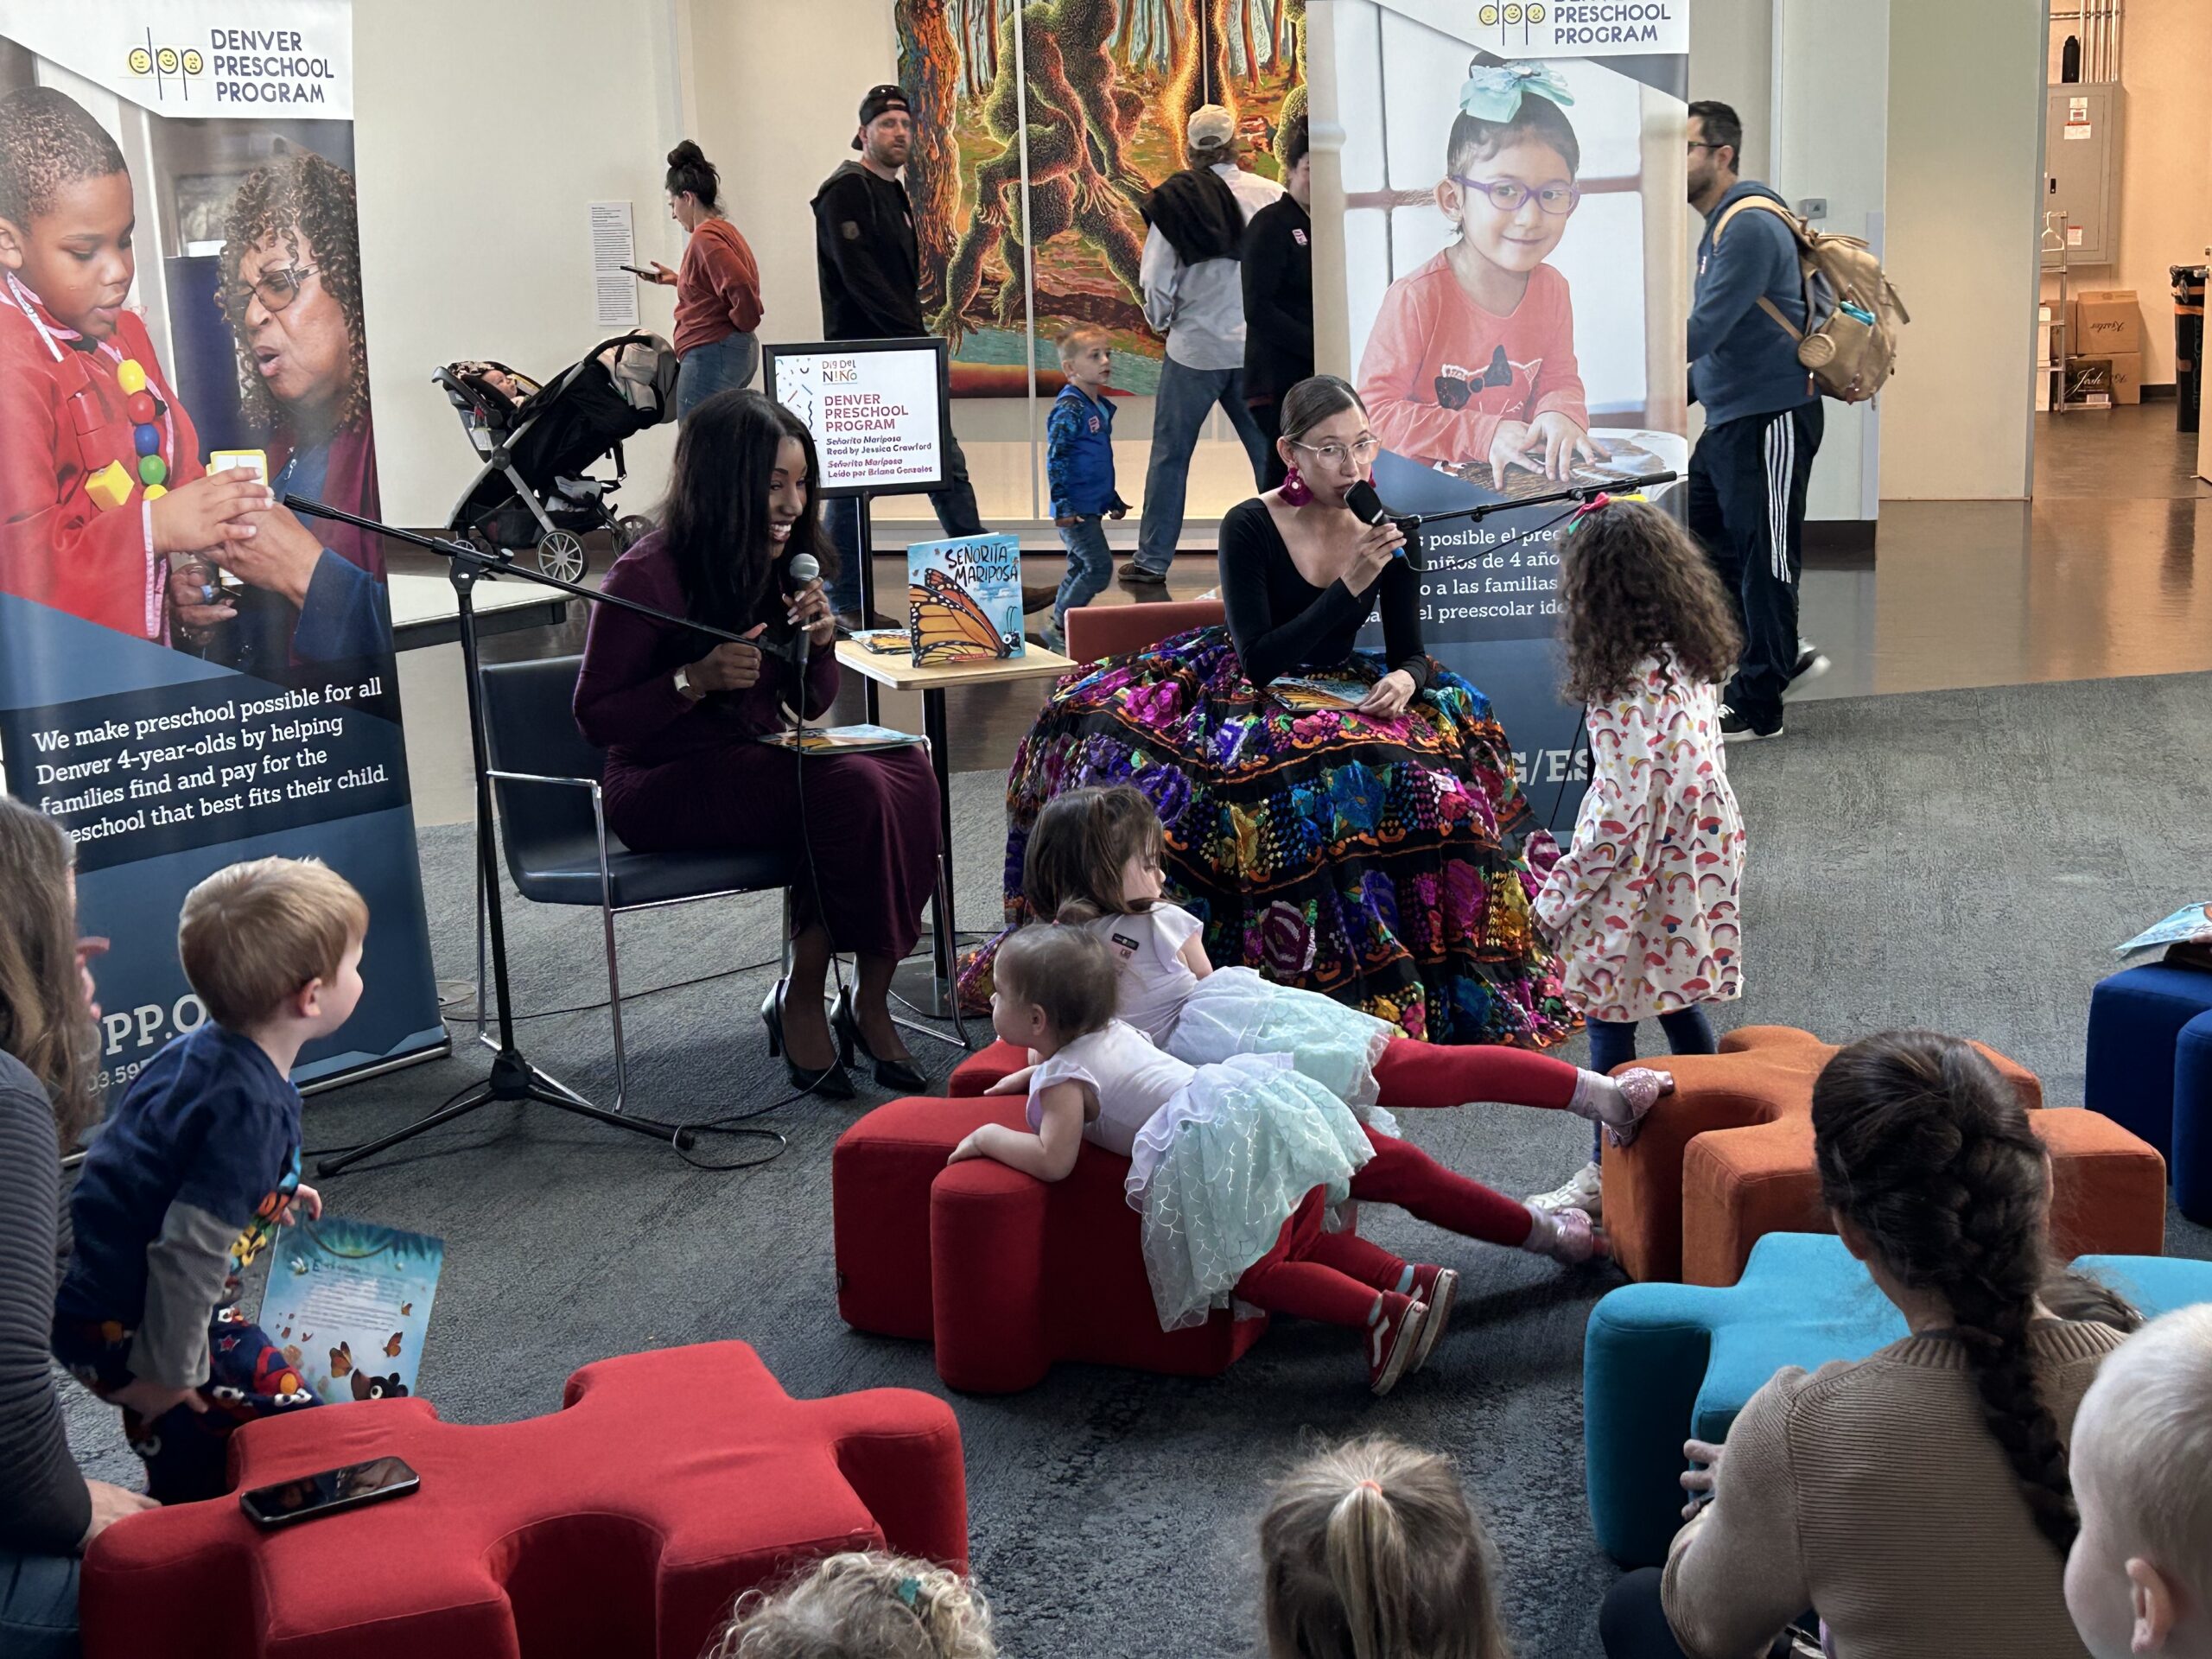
[
  {"left": 834, "top": 1093, "right": 1267, "bottom": 1391},
  {"left": 80, "top": 1341, "right": 965, "bottom": 1659},
  {"left": 1605, "top": 1026, "right": 2167, "bottom": 1285}
]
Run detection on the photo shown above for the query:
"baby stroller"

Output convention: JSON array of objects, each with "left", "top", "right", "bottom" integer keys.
[{"left": 434, "top": 331, "right": 678, "bottom": 581}]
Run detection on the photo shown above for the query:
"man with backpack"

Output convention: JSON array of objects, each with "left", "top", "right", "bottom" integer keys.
[
  {"left": 1687, "top": 100, "right": 1826, "bottom": 742},
  {"left": 1117, "top": 105, "right": 1281, "bottom": 588}
]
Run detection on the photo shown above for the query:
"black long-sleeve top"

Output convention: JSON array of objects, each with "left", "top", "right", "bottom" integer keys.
[
  {"left": 810, "top": 162, "right": 926, "bottom": 340},
  {"left": 1217, "top": 498, "right": 1433, "bottom": 692},
  {"left": 0, "top": 1051, "right": 91, "bottom": 1555},
  {"left": 1240, "top": 195, "right": 1313, "bottom": 404}
]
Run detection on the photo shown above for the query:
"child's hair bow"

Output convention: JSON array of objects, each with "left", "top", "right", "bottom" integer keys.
[{"left": 1459, "top": 60, "right": 1576, "bottom": 124}]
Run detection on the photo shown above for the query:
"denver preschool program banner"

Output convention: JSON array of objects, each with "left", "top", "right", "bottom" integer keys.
[
  {"left": 1312, "top": 0, "right": 1692, "bottom": 828},
  {"left": 0, "top": 0, "right": 446, "bottom": 1089}
]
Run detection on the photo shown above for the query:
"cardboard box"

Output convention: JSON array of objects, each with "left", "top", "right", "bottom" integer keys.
[
  {"left": 2106, "top": 350, "right": 2143, "bottom": 404},
  {"left": 2065, "top": 356, "right": 2113, "bottom": 407},
  {"left": 2075, "top": 289, "right": 2142, "bottom": 357}
]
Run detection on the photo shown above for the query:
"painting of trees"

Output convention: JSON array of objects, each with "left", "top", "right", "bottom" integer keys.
[{"left": 894, "top": 0, "right": 1304, "bottom": 395}]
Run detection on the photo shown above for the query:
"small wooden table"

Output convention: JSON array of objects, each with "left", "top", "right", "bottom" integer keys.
[{"left": 834, "top": 637, "right": 1077, "bottom": 1007}]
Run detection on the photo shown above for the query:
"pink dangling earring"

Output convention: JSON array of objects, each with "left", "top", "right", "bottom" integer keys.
[{"left": 1280, "top": 464, "right": 1313, "bottom": 506}]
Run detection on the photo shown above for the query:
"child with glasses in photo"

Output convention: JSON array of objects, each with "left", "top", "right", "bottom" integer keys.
[{"left": 1356, "top": 60, "right": 1597, "bottom": 488}]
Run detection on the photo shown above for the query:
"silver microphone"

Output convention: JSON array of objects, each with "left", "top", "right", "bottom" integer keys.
[{"left": 786, "top": 551, "right": 821, "bottom": 675}]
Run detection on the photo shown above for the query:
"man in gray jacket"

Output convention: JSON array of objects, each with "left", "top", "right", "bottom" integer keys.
[{"left": 1686, "top": 100, "right": 1826, "bottom": 741}]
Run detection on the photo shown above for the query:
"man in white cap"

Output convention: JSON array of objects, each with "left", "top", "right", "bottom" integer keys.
[{"left": 1120, "top": 103, "right": 1282, "bottom": 587}]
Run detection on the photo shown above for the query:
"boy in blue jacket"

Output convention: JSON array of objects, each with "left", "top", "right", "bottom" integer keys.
[
  {"left": 1685, "top": 99, "right": 1826, "bottom": 743},
  {"left": 1043, "top": 326, "right": 1128, "bottom": 652},
  {"left": 55, "top": 857, "right": 367, "bottom": 1501}
]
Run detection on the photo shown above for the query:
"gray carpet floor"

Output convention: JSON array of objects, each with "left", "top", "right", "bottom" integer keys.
[{"left": 63, "top": 670, "right": 2212, "bottom": 1656}]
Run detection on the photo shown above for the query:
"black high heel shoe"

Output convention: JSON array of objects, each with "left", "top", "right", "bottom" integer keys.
[
  {"left": 760, "top": 978, "right": 855, "bottom": 1101},
  {"left": 832, "top": 986, "right": 930, "bottom": 1092}
]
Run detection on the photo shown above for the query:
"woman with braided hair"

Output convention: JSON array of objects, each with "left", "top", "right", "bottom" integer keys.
[{"left": 1602, "top": 1028, "right": 2129, "bottom": 1659}]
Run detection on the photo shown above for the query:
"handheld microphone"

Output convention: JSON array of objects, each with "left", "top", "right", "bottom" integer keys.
[
  {"left": 785, "top": 550, "right": 821, "bottom": 677},
  {"left": 1343, "top": 480, "right": 1427, "bottom": 575}
]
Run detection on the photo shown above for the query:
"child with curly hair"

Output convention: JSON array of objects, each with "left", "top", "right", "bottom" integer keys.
[
  {"left": 1527, "top": 499, "right": 1744, "bottom": 1223},
  {"left": 1260, "top": 1436, "right": 1512, "bottom": 1659},
  {"left": 703, "top": 1552, "right": 995, "bottom": 1659}
]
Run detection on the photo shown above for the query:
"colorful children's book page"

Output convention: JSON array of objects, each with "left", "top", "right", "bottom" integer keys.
[
  {"left": 757, "top": 723, "right": 927, "bottom": 753},
  {"left": 907, "top": 533, "right": 1025, "bottom": 665},
  {"left": 1271, "top": 675, "right": 1370, "bottom": 711},
  {"left": 2117, "top": 902, "right": 2212, "bottom": 957},
  {"left": 258, "top": 1217, "right": 443, "bottom": 1406}
]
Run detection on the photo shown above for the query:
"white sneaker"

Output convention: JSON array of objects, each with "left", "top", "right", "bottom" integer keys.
[{"left": 1526, "top": 1159, "right": 1603, "bottom": 1224}]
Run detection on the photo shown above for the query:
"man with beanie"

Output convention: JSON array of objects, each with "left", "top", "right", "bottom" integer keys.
[
  {"left": 1240, "top": 115, "right": 1313, "bottom": 491},
  {"left": 1685, "top": 99, "right": 1827, "bottom": 742},
  {"left": 811, "top": 84, "right": 988, "bottom": 628},
  {"left": 1120, "top": 104, "right": 1282, "bottom": 587}
]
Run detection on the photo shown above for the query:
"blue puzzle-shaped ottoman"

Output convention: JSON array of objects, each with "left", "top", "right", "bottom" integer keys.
[
  {"left": 1584, "top": 1231, "right": 2212, "bottom": 1566},
  {"left": 2086, "top": 962, "right": 2212, "bottom": 1222}
]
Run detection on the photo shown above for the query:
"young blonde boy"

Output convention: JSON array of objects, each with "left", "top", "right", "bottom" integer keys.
[
  {"left": 54, "top": 858, "right": 368, "bottom": 1502},
  {"left": 1042, "top": 324, "right": 1128, "bottom": 651},
  {"left": 2066, "top": 1304, "right": 2212, "bottom": 1659}
]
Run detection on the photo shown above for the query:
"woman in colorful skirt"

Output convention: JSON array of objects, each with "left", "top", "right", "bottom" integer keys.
[{"left": 973, "top": 375, "right": 1571, "bottom": 1046}]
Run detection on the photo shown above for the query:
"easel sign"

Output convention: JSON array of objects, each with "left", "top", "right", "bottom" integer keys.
[{"left": 763, "top": 338, "right": 951, "bottom": 499}]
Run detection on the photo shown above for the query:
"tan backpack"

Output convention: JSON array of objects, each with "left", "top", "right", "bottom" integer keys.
[{"left": 1714, "top": 195, "right": 1910, "bottom": 403}]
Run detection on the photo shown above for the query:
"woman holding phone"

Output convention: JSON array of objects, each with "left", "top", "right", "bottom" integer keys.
[{"left": 649, "top": 142, "right": 764, "bottom": 422}]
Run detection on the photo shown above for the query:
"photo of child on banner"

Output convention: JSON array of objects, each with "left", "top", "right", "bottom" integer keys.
[
  {"left": 1325, "top": 13, "right": 1690, "bottom": 829},
  {"left": 0, "top": 6, "right": 444, "bottom": 1093}
]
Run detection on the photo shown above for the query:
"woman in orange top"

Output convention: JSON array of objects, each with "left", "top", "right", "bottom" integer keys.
[{"left": 648, "top": 142, "right": 765, "bottom": 422}]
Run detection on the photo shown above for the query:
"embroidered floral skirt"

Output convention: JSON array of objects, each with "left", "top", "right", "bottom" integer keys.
[{"left": 962, "top": 626, "right": 1575, "bottom": 1046}]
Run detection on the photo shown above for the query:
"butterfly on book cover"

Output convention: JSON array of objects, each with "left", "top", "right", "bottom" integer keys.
[{"left": 908, "top": 567, "right": 1016, "bottom": 664}]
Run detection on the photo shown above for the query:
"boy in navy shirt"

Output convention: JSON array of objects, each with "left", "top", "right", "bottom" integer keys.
[
  {"left": 55, "top": 857, "right": 366, "bottom": 1501},
  {"left": 1042, "top": 325, "right": 1128, "bottom": 652}
]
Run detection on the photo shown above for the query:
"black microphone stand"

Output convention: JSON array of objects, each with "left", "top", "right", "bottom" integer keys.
[
  {"left": 285, "top": 494, "right": 768, "bottom": 1177},
  {"left": 1399, "top": 468, "right": 1681, "bottom": 540}
]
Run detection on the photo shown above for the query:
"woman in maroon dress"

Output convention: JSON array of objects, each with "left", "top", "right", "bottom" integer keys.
[{"left": 574, "top": 391, "right": 938, "bottom": 1097}]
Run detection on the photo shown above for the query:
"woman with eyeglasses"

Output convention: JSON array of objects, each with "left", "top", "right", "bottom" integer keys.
[
  {"left": 963, "top": 372, "right": 1572, "bottom": 1049},
  {"left": 180, "top": 150, "right": 388, "bottom": 667},
  {"left": 1357, "top": 61, "right": 1597, "bottom": 489}
]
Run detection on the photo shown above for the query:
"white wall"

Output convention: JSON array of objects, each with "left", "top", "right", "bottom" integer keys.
[
  {"left": 1882, "top": 0, "right": 2044, "bottom": 501},
  {"left": 1771, "top": 0, "right": 1888, "bottom": 521},
  {"left": 355, "top": 0, "right": 685, "bottom": 529}
]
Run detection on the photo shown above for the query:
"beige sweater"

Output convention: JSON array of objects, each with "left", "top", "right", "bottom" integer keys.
[{"left": 1662, "top": 1319, "right": 2124, "bottom": 1659}]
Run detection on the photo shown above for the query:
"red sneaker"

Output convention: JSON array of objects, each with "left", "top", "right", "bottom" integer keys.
[
  {"left": 1407, "top": 1265, "right": 1459, "bottom": 1373},
  {"left": 1368, "top": 1292, "right": 1427, "bottom": 1397}
]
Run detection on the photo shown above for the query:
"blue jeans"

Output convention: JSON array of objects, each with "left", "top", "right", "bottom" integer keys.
[
  {"left": 1586, "top": 1007, "right": 1719, "bottom": 1157},
  {"left": 0, "top": 1548, "right": 80, "bottom": 1658},
  {"left": 1052, "top": 516, "right": 1115, "bottom": 636},
  {"left": 825, "top": 430, "right": 986, "bottom": 618},
  {"left": 1132, "top": 357, "right": 1271, "bottom": 575},
  {"left": 673, "top": 330, "right": 760, "bottom": 421}
]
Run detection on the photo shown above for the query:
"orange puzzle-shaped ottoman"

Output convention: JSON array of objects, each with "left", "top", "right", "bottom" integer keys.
[{"left": 1604, "top": 1026, "right": 2167, "bottom": 1285}]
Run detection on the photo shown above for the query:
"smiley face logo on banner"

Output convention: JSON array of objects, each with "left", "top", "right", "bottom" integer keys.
[
  {"left": 123, "top": 37, "right": 207, "bottom": 97},
  {"left": 1476, "top": 2, "right": 1546, "bottom": 44}
]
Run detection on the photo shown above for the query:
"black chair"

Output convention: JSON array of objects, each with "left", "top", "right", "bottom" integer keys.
[{"left": 475, "top": 653, "right": 791, "bottom": 1109}]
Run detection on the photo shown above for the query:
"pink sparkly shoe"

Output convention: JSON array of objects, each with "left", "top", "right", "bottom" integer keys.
[
  {"left": 1523, "top": 1204, "right": 1609, "bottom": 1265},
  {"left": 1571, "top": 1066, "right": 1675, "bottom": 1149}
]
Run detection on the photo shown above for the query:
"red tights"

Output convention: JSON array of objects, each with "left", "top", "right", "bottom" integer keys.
[
  {"left": 1234, "top": 1190, "right": 1412, "bottom": 1329},
  {"left": 1371, "top": 1036, "right": 1580, "bottom": 1111},
  {"left": 1351, "top": 1127, "right": 1535, "bottom": 1248},
  {"left": 1230, "top": 1129, "right": 1538, "bottom": 1331}
]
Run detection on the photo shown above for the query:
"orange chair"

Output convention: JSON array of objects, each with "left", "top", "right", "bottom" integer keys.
[
  {"left": 1062, "top": 597, "right": 1224, "bottom": 666},
  {"left": 1604, "top": 1026, "right": 2167, "bottom": 1285}
]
